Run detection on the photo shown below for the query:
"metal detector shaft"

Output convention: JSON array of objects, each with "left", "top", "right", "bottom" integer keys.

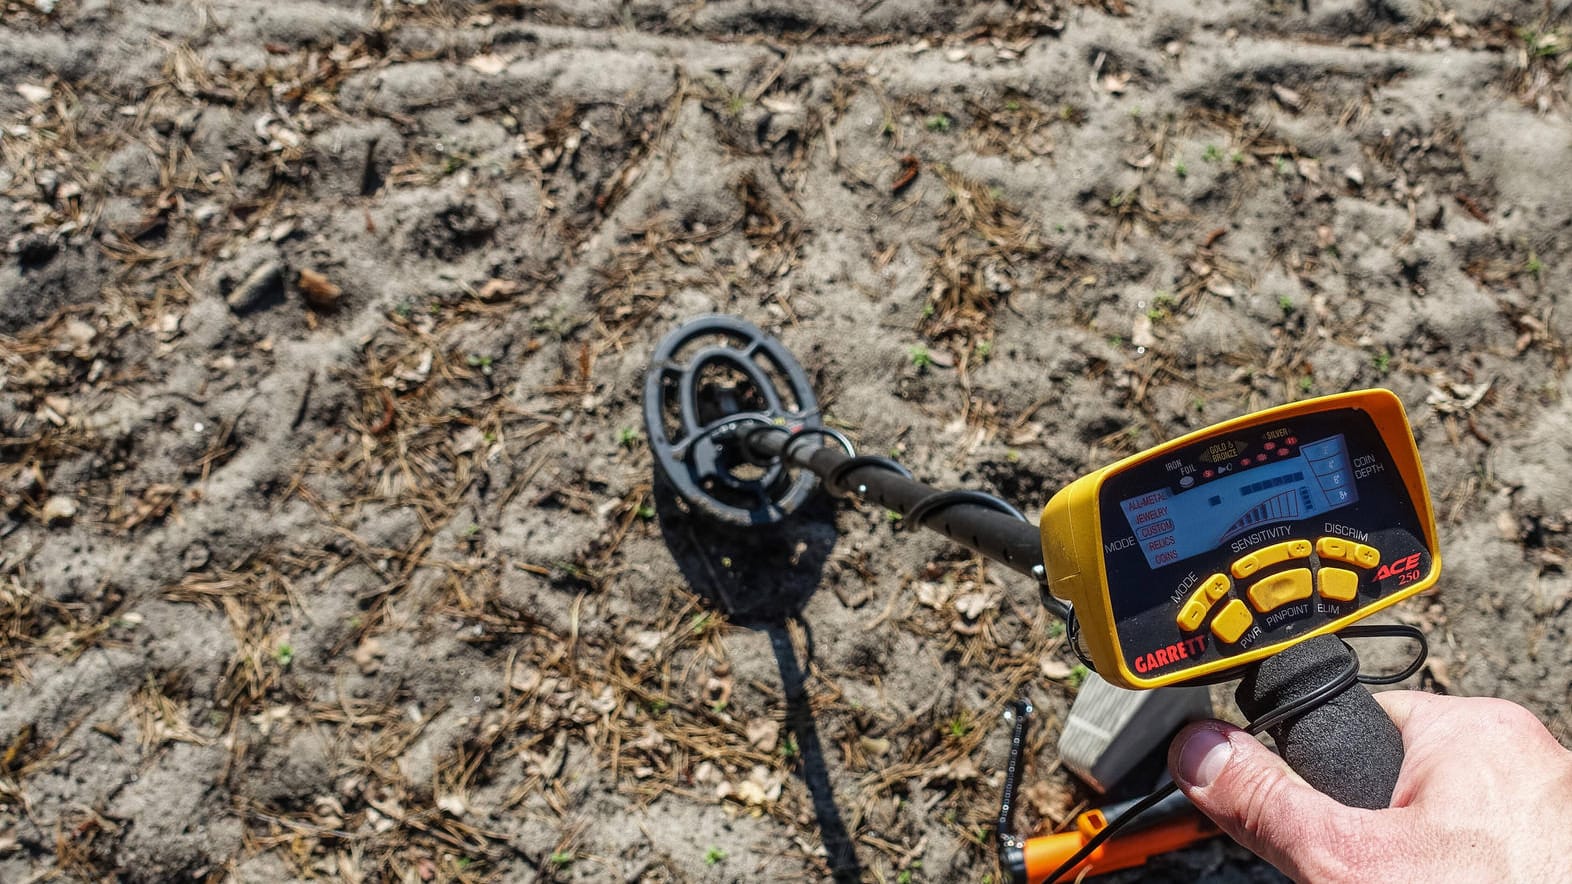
[{"left": 743, "top": 427, "right": 1068, "bottom": 618}]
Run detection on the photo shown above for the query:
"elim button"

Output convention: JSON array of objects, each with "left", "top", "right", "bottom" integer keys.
[
  {"left": 1231, "top": 539, "right": 1313, "bottom": 579},
  {"left": 1211, "top": 599, "right": 1254, "bottom": 644},
  {"left": 1316, "top": 537, "right": 1381, "bottom": 569},
  {"left": 1246, "top": 567, "right": 1313, "bottom": 613},
  {"left": 1318, "top": 567, "right": 1360, "bottom": 602}
]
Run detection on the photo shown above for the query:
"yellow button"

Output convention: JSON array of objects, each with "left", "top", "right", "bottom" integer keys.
[
  {"left": 1231, "top": 539, "right": 1313, "bottom": 579},
  {"left": 1210, "top": 599, "right": 1254, "bottom": 644},
  {"left": 1318, "top": 567, "right": 1359, "bottom": 602},
  {"left": 1316, "top": 537, "right": 1381, "bottom": 569},
  {"left": 1246, "top": 567, "right": 1314, "bottom": 612},
  {"left": 1176, "top": 597, "right": 1210, "bottom": 631},
  {"left": 1201, "top": 573, "right": 1231, "bottom": 602}
]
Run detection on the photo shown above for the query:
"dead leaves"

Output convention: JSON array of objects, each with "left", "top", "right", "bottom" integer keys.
[{"left": 298, "top": 268, "right": 343, "bottom": 309}]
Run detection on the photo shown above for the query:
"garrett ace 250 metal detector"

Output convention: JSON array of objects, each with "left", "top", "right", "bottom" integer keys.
[{"left": 644, "top": 315, "right": 1439, "bottom": 883}]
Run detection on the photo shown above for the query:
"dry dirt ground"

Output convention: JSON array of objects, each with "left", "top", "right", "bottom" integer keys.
[{"left": 4, "top": 0, "right": 1572, "bottom": 881}]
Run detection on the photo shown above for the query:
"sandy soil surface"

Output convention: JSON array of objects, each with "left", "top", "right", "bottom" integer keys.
[{"left": 3, "top": 0, "right": 1572, "bottom": 881}]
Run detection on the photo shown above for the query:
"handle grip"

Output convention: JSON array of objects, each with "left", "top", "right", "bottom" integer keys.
[{"left": 1234, "top": 634, "right": 1403, "bottom": 809}]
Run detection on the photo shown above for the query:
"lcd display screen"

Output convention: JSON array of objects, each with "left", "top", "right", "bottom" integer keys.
[{"left": 1118, "top": 435, "right": 1357, "bottom": 570}]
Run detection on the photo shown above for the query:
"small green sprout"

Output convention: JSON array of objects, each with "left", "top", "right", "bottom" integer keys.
[
  {"left": 1004, "top": 99, "right": 1022, "bottom": 111},
  {"left": 275, "top": 644, "right": 294, "bottom": 667},
  {"left": 1275, "top": 156, "right": 1291, "bottom": 175},
  {"left": 908, "top": 345, "right": 933, "bottom": 369},
  {"left": 636, "top": 504, "right": 656, "bottom": 520},
  {"left": 1526, "top": 252, "right": 1545, "bottom": 277},
  {"left": 1174, "top": 159, "right": 1188, "bottom": 179},
  {"left": 617, "top": 426, "right": 639, "bottom": 447},
  {"left": 463, "top": 523, "right": 480, "bottom": 538},
  {"left": 779, "top": 735, "right": 799, "bottom": 758},
  {"left": 1278, "top": 295, "right": 1296, "bottom": 315},
  {"left": 704, "top": 846, "right": 726, "bottom": 865},
  {"left": 945, "top": 713, "right": 972, "bottom": 738},
  {"left": 466, "top": 353, "right": 494, "bottom": 375},
  {"left": 973, "top": 340, "right": 993, "bottom": 361},
  {"left": 886, "top": 509, "right": 903, "bottom": 522},
  {"left": 550, "top": 851, "right": 573, "bottom": 868},
  {"left": 1299, "top": 376, "right": 1315, "bottom": 393},
  {"left": 1373, "top": 351, "right": 1392, "bottom": 374},
  {"left": 726, "top": 94, "right": 746, "bottom": 115},
  {"left": 1005, "top": 449, "right": 1020, "bottom": 463},
  {"left": 1229, "top": 149, "right": 1245, "bottom": 164},
  {"left": 925, "top": 114, "right": 953, "bottom": 132},
  {"left": 1202, "top": 144, "right": 1224, "bottom": 162},
  {"left": 898, "top": 871, "right": 914, "bottom": 884},
  {"left": 1045, "top": 620, "right": 1065, "bottom": 638},
  {"left": 1067, "top": 664, "right": 1089, "bottom": 689}
]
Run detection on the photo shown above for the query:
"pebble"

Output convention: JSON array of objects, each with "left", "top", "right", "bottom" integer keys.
[
  {"left": 42, "top": 495, "right": 77, "bottom": 524},
  {"left": 227, "top": 260, "right": 285, "bottom": 315}
]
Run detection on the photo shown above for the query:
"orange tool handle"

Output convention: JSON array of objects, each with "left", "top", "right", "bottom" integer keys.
[{"left": 1024, "top": 808, "right": 1219, "bottom": 883}]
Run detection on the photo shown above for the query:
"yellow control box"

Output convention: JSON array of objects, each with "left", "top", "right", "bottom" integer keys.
[{"left": 1040, "top": 390, "right": 1440, "bottom": 689}]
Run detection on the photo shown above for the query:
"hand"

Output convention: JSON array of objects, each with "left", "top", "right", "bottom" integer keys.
[{"left": 1168, "top": 691, "right": 1572, "bottom": 882}]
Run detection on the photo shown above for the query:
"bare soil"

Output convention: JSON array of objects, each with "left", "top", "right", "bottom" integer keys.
[{"left": 3, "top": 1, "right": 1571, "bottom": 882}]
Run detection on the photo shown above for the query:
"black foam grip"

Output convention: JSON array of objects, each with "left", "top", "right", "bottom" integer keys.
[{"left": 1234, "top": 635, "right": 1403, "bottom": 810}]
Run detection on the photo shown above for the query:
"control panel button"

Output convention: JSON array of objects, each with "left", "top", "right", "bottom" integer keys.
[
  {"left": 1315, "top": 537, "right": 1380, "bottom": 569},
  {"left": 1176, "top": 574, "right": 1232, "bottom": 631},
  {"left": 1318, "top": 567, "right": 1360, "bottom": 602},
  {"left": 1201, "top": 573, "right": 1231, "bottom": 602},
  {"left": 1210, "top": 599, "right": 1254, "bottom": 644},
  {"left": 1176, "top": 597, "right": 1210, "bottom": 631},
  {"left": 1246, "top": 567, "right": 1313, "bottom": 613},
  {"left": 1231, "top": 539, "right": 1313, "bottom": 579}
]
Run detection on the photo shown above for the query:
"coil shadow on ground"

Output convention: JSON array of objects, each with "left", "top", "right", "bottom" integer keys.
[{"left": 652, "top": 476, "right": 862, "bottom": 883}]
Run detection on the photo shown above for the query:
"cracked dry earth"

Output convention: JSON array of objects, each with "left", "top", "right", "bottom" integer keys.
[{"left": 3, "top": 0, "right": 1572, "bottom": 881}]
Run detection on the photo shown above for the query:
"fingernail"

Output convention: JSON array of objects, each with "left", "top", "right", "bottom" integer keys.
[{"left": 1178, "top": 727, "right": 1233, "bottom": 788}]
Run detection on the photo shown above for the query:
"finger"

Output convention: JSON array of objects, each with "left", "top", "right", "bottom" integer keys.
[
  {"left": 1169, "top": 721, "right": 1371, "bottom": 881},
  {"left": 1371, "top": 689, "right": 1442, "bottom": 732}
]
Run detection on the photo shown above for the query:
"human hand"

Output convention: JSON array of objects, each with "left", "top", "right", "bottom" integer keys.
[{"left": 1168, "top": 691, "right": 1572, "bottom": 882}]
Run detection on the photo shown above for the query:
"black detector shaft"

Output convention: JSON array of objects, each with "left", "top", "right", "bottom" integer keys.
[
  {"left": 742, "top": 426, "right": 1067, "bottom": 616},
  {"left": 644, "top": 316, "right": 1404, "bottom": 813}
]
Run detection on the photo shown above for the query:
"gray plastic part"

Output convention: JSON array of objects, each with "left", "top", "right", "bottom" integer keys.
[{"left": 1058, "top": 674, "right": 1214, "bottom": 793}]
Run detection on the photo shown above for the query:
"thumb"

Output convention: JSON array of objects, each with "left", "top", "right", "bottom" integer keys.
[{"left": 1169, "top": 721, "right": 1368, "bottom": 880}]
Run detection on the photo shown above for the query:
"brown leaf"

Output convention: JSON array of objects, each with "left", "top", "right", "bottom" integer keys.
[{"left": 298, "top": 268, "right": 342, "bottom": 309}]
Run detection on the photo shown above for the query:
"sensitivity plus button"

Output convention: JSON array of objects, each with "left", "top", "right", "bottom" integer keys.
[
  {"left": 1246, "top": 567, "right": 1313, "bottom": 613},
  {"left": 1319, "top": 568, "right": 1359, "bottom": 602},
  {"left": 1316, "top": 537, "right": 1381, "bottom": 569},
  {"left": 1210, "top": 599, "right": 1254, "bottom": 644},
  {"left": 1231, "top": 539, "right": 1313, "bottom": 579}
]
